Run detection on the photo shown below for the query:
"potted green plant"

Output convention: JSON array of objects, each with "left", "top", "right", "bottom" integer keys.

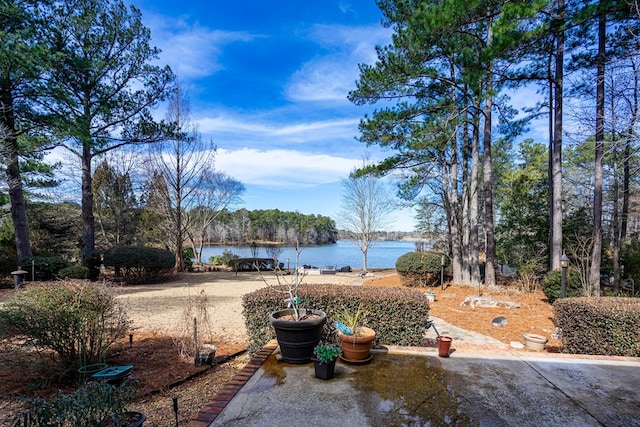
[
  {"left": 311, "top": 343, "right": 341, "bottom": 380},
  {"left": 263, "top": 240, "right": 327, "bottom": 364},
  {"left": 334, "top": 304, "right": 376, "bottom": 364}
]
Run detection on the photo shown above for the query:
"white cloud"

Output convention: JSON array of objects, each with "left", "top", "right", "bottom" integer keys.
[
  {"left": 196, "top": 114, "right": 359, "bottom": 146},
  {"left": 285, "top": 24, "right": 392, "bottom": 102},
  {"left": 144, "top": 13, "right": 259, "bottom": 80},
  {"left": 215, "top": 148, "right": 355, "bottom": 188}
]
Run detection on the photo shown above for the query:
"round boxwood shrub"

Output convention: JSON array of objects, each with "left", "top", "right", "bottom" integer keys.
[
  {"left": 59, "top": 265, "right": 90, "bottom": 280},
  {"left": 103, "top": 245, "right": 175, "bottom": 283},
  {"left": 396, "top": 251, "right": 444, "bottom": 287}
]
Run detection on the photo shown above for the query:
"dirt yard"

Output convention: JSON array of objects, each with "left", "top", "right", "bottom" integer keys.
[{"left": 0, "top": 270, "right": 559, "bottom": 426}]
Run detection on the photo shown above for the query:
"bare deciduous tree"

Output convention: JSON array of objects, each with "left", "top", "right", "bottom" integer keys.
[
  {"left": 147, "top": 82, "right": 214, "bottom": 271},
  {"left": 185, "top": 171, "right": 245, "bottom": 264},
  {"left": 338, "top": 159, "right": 396, "bottom": 272}
]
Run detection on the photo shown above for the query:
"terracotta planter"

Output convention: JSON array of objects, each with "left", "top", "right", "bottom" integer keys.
[
  {"left": 269, "top": 309, "right": 327, "bottom": 364},
  {"left": 436, "top": 336, "right": 452, "bottom": 357},
  {"left": 312, "top": 357, "right": 337, "bottom": 380},
  {"left": 337, "top": 326, "right": 376, "bottom": 364},
  {"left": 523, "top": 333, "right": 548, "bottom": 351}
]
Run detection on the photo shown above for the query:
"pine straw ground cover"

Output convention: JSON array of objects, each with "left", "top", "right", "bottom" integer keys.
[
  {"left": 364, "top": 273, "right": 561, "bottom": 352},
  {"left": 0, "top": 271, "right": 559, "bottom": 426}
]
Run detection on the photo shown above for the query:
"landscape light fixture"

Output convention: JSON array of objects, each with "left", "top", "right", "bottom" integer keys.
[
  {"left": 440, "top": 254, "right": 446, "bottom": 290},
  {"left": 560, "top": 252, "right": 569, "bottom": 298}
]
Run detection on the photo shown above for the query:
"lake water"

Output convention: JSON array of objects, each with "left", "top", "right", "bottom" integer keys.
[{"left": 200, "top": 240, "right": 419, "bottom": 269}]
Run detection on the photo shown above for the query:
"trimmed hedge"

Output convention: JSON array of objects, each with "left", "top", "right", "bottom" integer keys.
[
  {"left": 59, "top": 265, "right": 90, "bottom": 280},
  {"left": 242, "top": 284, "right": 430, "bottom": 354},
  {"left": 553, "top": 297, "right": 640, "bottom": 356},
  {"left": 395, "top": 251, "right": 444, "bottom": 287},
  {"left": 103, "top": 245, "right": 175, "bottom": 283}
]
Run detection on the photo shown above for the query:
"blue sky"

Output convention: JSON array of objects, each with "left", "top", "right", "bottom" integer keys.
[{"left": 125, "top": 0, "right": 426, "bottom": 231}]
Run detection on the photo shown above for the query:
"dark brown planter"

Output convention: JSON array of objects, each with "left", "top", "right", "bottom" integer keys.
[
  {"left": 312, "top": 357, "right": 337, "bottom": 380},
  {"left": 337, "top": 326, "right": 376, "bottom": 364},
  {"left": 269, "top": 309, "right": 327, "bottom": 364}
]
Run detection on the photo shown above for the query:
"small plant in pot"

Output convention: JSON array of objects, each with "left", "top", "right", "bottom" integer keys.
[
  {"left": 311, "top": 342, "right": 341, "bottom": 380},
  {"left": 335, "top": 304, "right": 376, "bottom": 364},
  {"left": 260, "top": 239, "right": 327, "bottom": 364}
]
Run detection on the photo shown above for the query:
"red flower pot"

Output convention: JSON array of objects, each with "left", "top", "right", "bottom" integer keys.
[{"left": 436, "top": 336, "right": 452, "bottom": 357}]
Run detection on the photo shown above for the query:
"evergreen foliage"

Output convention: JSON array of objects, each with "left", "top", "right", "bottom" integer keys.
[
  {"left": 553, "top": 297, "right": 640, "bottom": 356},
  {"left": 23, "top": 255, "right": 70, "bottom": 281},
  {"left": 103, "top": 245, "right": 175, "bottom": 283},
  {"left": 395, "top": 251, "right": 445, "bottom": 287},
  {"left": 14, "top": 380, "right": 137, "bottom": 426},
  {"left": 39, "top": 0, "right": 174, "bottom": 265},
  {"left": 242, "top": 284, "right": 429, "bottom": 354},
  {"left": 541, "top": 268, "right": 584, "bottom": 303},
  {"left": 58, "top": 265, "right": 91, "bottom": 280}
]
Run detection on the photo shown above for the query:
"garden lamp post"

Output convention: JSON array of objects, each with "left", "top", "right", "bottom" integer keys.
[
  {"left": 560, "top": 252, "right": 570, "bottom": 298},
  {"left": 441, "top": 254, "right": 446, "bottom": 290}
]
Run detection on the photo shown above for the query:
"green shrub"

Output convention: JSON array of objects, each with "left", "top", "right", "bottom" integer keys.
[
  {"left": 14, "top": 379, "right": 136, "bottom": 426},
  {"left": 59, "top": 265, "right": 91, "bottom": 280},
  {"left": 183, "top": 247, "right": 194, "bottom": 270},
  {"left": 0, "top": 220, "right": 19, "bottom": 275},
  {"left": 542, "top": 268, "right": 583, "bottom": 303},
  {"left": 0, "top": 280, "right": 131, "bottom": 370},
  {"left": 395, "top": 251, "right": 444, "bottom": 287},
  {"left": 621, "top": 241, "right": 640, "bottom": 288},
  {"left": 103, "top": 245, "right": 174, "bottom": 283},
  {"left": 23, "top": 255, "right": 70, "bottom": 281},
  {"left": 553, "top": 297, "right": 640, "bottom": 356},
  {"left": 85, "top": 249, "right": 102, "bottom": 281},
  {"left": 209, "top": 249, "right": 239, "bottom": 267},
  {"left": 242, "top": 284, "right": 430, "bottom": 354}
]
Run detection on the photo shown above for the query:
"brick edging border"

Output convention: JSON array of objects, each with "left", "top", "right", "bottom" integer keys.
[{"left": 187, "top": 340, "right": 278, "bottom": 427}]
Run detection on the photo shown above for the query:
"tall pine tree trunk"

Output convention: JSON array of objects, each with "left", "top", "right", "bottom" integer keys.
[
  {"left": 590, "top": 12, "right": 606, "bottom": 297},
  {"left": 612, "top": 132, "right": 620, "bottom": 292},
  {"left": 1, "top": 85, "right": 33, "bottom": 264},
  {"left": 470, "top": 105, "right": 481, "bottom": 285},
  {"left": 81, "top": 143, "right": 96, "bottom": 265},
  {"left": 482, "top": 15, "right": 495, "bottom": 287},
  {"left": 621, "top": 61, "right": 638, "bottom": 243},
  {"left": 550, "top": 0, "right": 565, "bottom": 271},
  {"left": 483, "top": 71, "right": 495, "bottom": 287}
]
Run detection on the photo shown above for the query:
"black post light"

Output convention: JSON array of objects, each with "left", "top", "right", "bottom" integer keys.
[
  {"left": 560, "top": 252, "right": 570, "bottom": 298},
  {"left": 441, "top": 254, "right": 446, "bottom": 290}
]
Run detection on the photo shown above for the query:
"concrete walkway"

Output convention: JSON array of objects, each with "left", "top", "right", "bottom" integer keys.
[{"left": 188, "top": 320, "right": 640, "bottom": 427}]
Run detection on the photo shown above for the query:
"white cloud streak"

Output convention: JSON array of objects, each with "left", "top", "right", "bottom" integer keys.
[
  {"left": 215, "top": 148, "right": 356, "bottom": 188},
  {"left": 285, "top": 24, "right": 392, "bottom": 102},
  {"left": 144, "top": 13, "right": 259, "bottom": 80},
  {"left": 197, "top": 115, "right": 359, "bottom": 144}
]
